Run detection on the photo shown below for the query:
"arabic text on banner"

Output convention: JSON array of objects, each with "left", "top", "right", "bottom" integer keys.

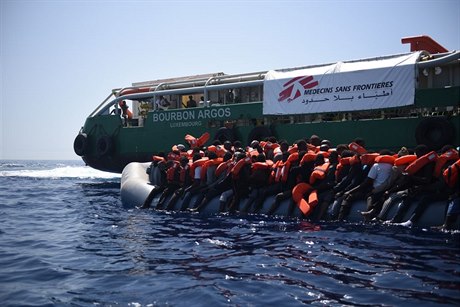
[{"left": 262, "top": 52, "right": 420, "bottom": 115}]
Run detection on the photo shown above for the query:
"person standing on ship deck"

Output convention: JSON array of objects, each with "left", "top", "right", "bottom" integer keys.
[{"left": 186, "top": 95, "right": 197, "bottom": 108}]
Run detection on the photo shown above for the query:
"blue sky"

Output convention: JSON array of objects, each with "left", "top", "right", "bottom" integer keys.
[{"left": 1, "top": 0, "right": 459, "bottom": 160}]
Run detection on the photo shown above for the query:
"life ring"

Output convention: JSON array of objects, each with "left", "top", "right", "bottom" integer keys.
[
  {"left": 247, "top": 126, "right": 272, "bottom": 145},
  {"left": 214, "top": 127, "right": 235, "bottom": 143},
  {"left": 73, "top": 133, "right": 88, "bottom": 156},
  {"left": 96, "top": 136, "right": 114, "bottom": 156},
  {"left": 415, "top": 117, "right": 455, "bottom": 150}
]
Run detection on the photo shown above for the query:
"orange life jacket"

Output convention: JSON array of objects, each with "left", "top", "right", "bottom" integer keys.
[
  {"left": 179, "top": 163, "right": 190, "bottom": 184},
  {"left": 167, "top": 151, "right": 181, "bottom": 161},
  {"left": 434, "top": 149, "right": 459, "bottom": 178},
  {"left": 252, "top": 161, "right": 273, "bottom": 171},
  {"left": 307, "top": 143, "right": 318, "bottom": 152},
  {"left": 310, "top": 162, "right": 331, "bottom": 185},
  {"left": 405, "top": 151, "right": 438, "bottom": 176},
  {"left": 292, "top": 182, "right": 318, "bottom": 216},
  {"left": 200, "top": 158, "right": 223, "bottom": 181},
  {"left": 443, "top": 159, "right": 460, "bottom": 188},
  {"left": 185, "top": 132, "right": 210, "bottom": 148},
  {"left": 300, "top": 151, "right": 317, "bottom": 165},
  {"left": 276, "top": 152, "right": 300, "bottom": 183},
  {"left": 118, "top": 101, "right": 133, "bottom": 119},
  {"left": 215, "top": 160, "right": 234, "bottom": 178},
  {"left": 394, "top": 155, "right": 417, "bottom": 166},
  {"left": 374, "top": 155, "right": 396, "bottom": 165},
  {"left": 231, "top": 157, "right": 252, "bottom": 179},
  {"left": 263, "top": 142, "right": 280, "bottom": 155},
  {"left": 273, "top": 159, "right": 293, "bottom": 183},
  {"left": 288, "top": 145, "right": 298, "bottom": 154},
  {"left": 349, "top": 142, "right": 367, "bottom": 155},
  {"left": 335, "top": 155, "right": 359, "bottom": 181},
  {"left": 316, "top": 151, "right": 330, "bottom": 158},
  {"left": 189, "top": 157, "right": 209, "bottom": 178},
  {"left": 166, "top": 161, "right": 180, "bottom": 183},
  {"left": 360, "top": 153, "right": 379, "bottom": 165}
]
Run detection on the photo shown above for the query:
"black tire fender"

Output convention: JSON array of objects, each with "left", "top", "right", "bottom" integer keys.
[
  {"left": 247, "top": 126, "right": 272, "bottom": 145},
  {"left": 96, "top": 136, "right": 114, "bottom": 156},
  {"left": 415, "top": 117, "right": 455, "bottom": 150},
  {"left": 214, "top": 127, "right": 235, "bottom": 143},
  {"left": 73, "top": 133, "right": 88, "bottom": 156}
]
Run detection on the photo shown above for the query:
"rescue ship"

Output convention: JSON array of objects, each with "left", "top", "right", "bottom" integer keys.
[{"left": 74, "top": 36, "right": 459, "bottom": 173}]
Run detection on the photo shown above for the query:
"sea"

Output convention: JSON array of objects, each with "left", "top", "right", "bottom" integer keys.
[{"left": 0, "top": 160, "right": 459, "bottom": 307}]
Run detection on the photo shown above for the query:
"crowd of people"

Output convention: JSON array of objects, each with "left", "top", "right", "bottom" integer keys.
[{"left": 139, "top": 131, "right": 460, "bottom": 230}]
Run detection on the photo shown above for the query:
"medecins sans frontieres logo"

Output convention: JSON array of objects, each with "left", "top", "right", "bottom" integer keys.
[{"left": 278, "top": 76, "right": 319, "bottom": 102}]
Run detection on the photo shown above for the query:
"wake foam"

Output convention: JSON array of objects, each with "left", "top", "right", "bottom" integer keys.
[{"left": 0, "top": 166, "right": 121, "bottom": 179}]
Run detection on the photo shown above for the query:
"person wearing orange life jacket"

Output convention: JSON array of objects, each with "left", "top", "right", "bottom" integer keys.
[
  {"left": 157, "top": 156, "right": 191, "bottom": 210},
  {"left": 349, "top": 137, "right": 367, "bottom": 155},
  {"left": 191, "top": 151, "right": 235, "bottom": 212},
  {"left": 350, "top": 150, "right": 398, "bottom": 221},
  {"left": 209, "top": 151, "right": 247, "bottom": 213},
  {"left": 397, "top": 145, "right": 459, "bottom": 227},
  {"left": 336, "top": 150, "right": 388, "bottom": 220},
  {"left": 162, "top": 153, "right": 203, "bottom": 211},
  {"left": 282, "top": 153, "right": 325, "bottom": 217},
  {"left": 262, "top": 136, "right": 279, "bottom": 161},
  {"left": 361, "top": 147, "right": 415, "bottom": 221},
  {"left": 179, "top": 150, "right": 221, "bottom": 210},
  {"left": 266, "top": 144, "right": 315, "bottom": 216},
  {"left": 311, "top": 151, "right": 339, "bottom": 221},
  {"left": 227, "top": 152, "right": 253, "bottom": 212},
  {"left": 185, "top": 148, "right": 224, "bottom": 208},
  {"left": 139, "top": 154, "right": 173, "bottom": 209},
  {"left": 329, "top": 150, "right": 362, "bottom": 219},
  {"left": 119, "top": 100, "right": 133, "bottom": 127},
  {"left": 241, "top": 154, "right": 273, "bottom": 213},
  {"left": 433, "top": 158, "right": 460, "bottom": 230},
  {"left": 385, "top": 144, "right": 437, "bottom": 223},
  {"left": 251, "top": 141, "right": 290, "bottom": 213}
]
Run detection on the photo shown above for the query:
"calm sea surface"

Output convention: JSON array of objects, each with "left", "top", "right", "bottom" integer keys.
[{"left": 0, "top": 160, "right": 459, "bottom": 306}]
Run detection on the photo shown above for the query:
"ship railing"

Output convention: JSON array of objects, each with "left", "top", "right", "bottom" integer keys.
[
  {"left": 89, "top": 91, "right": 118, "bottom": 118},
  {"left": 89, "top": 50, "right": 459, "bottom": 118},
  {"left": 90, "top": 70, "right": 268, "bottom": 116}
]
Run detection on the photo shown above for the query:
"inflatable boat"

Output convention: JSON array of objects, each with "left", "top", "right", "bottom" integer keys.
[{"left": 121, "top": 162, "right": 459, "bottom": 230}]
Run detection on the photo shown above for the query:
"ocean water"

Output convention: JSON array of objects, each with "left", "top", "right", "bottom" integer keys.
[{"left": 0, "top": 160, "right": 459, "bottom": 307}]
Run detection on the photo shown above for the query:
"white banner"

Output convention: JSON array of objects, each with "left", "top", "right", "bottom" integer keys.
[{"left": 263, "top": 52, "right": 420, "bottom": 115}]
